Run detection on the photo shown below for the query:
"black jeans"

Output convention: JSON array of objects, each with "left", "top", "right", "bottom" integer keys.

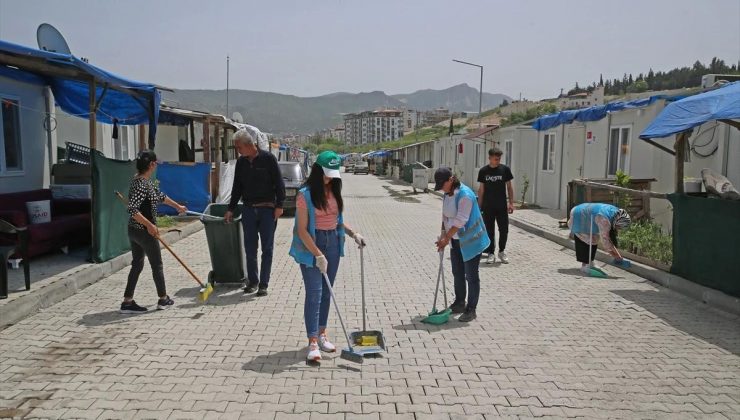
[
  {"left": 574, "top": 235, "right": 598, "bottom": 264},
  {"left": 482, "top": 207, "right": 509, "bottom": 254},
  {"left": 125, "top": 227, "right": 166, "bottom": 298},
  {"left": 450, "top": 239, "right": 482, "bottom": 311},
  {"left": 241, "top": 207, "right": 277, "bottom": 289}
]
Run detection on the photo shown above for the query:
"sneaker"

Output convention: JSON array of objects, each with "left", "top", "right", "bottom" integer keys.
[
  {"left": 243, "top": 284, "right": 258, "bottom": 294},
  {"left": 448, "top": 301, "right": 466, "bottom": 314},
  {"left": 485, "top": 254, "right": 496, "bottom": 264},
  {"left": 458, "top": 309, "right": 477, "bottom": 322},
  {"left": 307, "top": 342, "right": 322, "bottom": 362},
  {"left": 498, "top": 252, "right": 509, "bottom": 264},
  {"left": 318, "top": 334, "right": 336, "bottom": 353},
  {"left": 256, "top": 287, "right": 268, "bottom": 297},
  {"left": 157, "top": 296, "right": 175, "bottom": 310},
  {"left": 580, "top": 265, "right": 592, "bottom": 275},
  {"left": 120, "top": 300, "right": 147, "bottom": 314}
]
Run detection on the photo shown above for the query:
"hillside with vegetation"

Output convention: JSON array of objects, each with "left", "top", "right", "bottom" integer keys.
[
  {"left": 568, "top": 57, "right": 739, "bottom": 96},
  {"left": 165, "top": 84, "right": 508, "bottom": 135}
]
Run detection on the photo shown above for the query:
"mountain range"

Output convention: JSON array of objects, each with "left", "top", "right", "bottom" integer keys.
[{"left": 162, "top": 83, "right": 510, "bottom": 135}]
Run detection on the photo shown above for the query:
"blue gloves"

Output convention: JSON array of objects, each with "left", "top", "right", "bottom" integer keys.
[{"left": 613, "top": 258, "right": 632, "bottom": 269}]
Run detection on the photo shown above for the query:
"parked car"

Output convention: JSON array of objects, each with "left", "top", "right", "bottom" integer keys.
[
  {"left": 279, "top": 161, "right": 306, "bottom": 215},
  {"left": 353, "top": 161, "right": 370, "bottom": 175},
  {"left": 344, "top": 161, "right": 355, "bottom": 173}
]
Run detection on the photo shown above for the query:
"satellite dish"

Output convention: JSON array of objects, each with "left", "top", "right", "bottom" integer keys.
[
  {"left": 232, "top": 112, "right": 244, "bottom": 123},
  {"left": 37, "top": 23, "right": 71, "bottom": 54}
]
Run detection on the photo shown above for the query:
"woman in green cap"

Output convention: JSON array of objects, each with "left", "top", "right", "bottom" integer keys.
[{"left": 289, "top": 151, "right": 367, "bottom": 362}]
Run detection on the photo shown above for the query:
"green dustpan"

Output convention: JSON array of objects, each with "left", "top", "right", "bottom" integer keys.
[
  {"left": 422, "top": 252, "right": 450, "bottom": 325},
  {"left": 422, "top": 308, "right": 451, "bottom": 325},
  {"left": 588, "top": 266, "right": 608, "bottom": 278}
]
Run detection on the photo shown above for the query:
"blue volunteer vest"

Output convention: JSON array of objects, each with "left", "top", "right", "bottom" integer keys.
[
  {"left": 453, "top": 184, "right": 491, "bottom": 262},
  {"left": 570, "top": 203, "right": 619, "bottom": 235},
  {"left": 289, "top": 187, "right": 346, "bottom": 267}
]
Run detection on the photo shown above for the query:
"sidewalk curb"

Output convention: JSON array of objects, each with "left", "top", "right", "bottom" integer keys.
[
  {"left": 508, "top": 216, "right": 740, "bottom": 317},
  {"left": 0, "top": 221, "right": 204, "bottom": 329}
]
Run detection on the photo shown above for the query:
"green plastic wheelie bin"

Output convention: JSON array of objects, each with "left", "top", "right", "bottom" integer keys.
[{"left": 201, "top": 203, "right": 245, "bottom": 285}]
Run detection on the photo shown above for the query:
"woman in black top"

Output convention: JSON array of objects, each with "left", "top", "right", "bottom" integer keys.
[{"left": 121, "top": 150, "right": 187, "bottom": 314}]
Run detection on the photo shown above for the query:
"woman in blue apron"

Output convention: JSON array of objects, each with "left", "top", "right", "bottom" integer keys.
[
  {"left": 289, "top": 151, "right": 366, "bottom": 362},
  {"left": 568, "top": 203, "right": 632, "bottom": 273},
  {"left": 433, "top": 167, "right": 490, "bottom": 322}
]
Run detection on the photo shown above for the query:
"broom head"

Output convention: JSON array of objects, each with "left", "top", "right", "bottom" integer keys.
[{"left": 198, "top": 283, "right": 214, "bottom": 302}]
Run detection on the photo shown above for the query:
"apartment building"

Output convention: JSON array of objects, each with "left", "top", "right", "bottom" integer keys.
[{"left": 343, "top": 109, "right": 403, "bottom": 145}]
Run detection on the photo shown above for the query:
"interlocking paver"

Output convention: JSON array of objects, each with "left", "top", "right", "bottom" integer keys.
[{"left": 0, "top": 174, "right": 738, "bottom": 419}]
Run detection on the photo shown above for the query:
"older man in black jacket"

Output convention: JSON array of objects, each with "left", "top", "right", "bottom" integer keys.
[{"left": 224, "top": 129, "right": 285, "bottom": 296}]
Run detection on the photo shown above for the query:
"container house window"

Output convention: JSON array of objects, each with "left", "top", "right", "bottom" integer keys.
[
  {"left": 0, "top": 97, "right": 22, "bottom": 174},
  {"left": 541, "top": 133, "right": 555, "bottom": 171},
  {"left": 607, "top": 126, "right": 631, "bottom": 176}
]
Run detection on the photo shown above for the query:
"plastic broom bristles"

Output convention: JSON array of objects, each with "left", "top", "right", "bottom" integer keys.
[{"left": 198, "top": 283, "right": 214, "bottom": 302}]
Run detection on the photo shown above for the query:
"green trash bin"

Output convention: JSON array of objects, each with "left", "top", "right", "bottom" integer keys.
[{"left": 201, "top": 203, "right": 246, "bottom": 285}]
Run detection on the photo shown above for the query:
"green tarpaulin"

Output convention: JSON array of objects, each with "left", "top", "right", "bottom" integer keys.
[
  {"left": 91, "top": 152, "right": 137, "bottom": 263},
  {"left": 669, "top": 193, "right": 740, "bottom": 298}
]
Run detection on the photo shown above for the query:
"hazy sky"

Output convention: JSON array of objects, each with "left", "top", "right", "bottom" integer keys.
[{"left": 1, "top": 0, "right": 739, "bottom": 99}]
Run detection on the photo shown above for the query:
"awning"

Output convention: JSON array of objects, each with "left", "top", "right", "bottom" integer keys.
[
  {"left": 0, "top": 39, "right": 165, "bottom": 144},
  {"left": 463, "top": 125, "right": 499, "bottom": 139},
  {"left": 532, "top": 95, "right": 686, "bottom": 131},
  {"left": 159, "top": 105, "right": 233, "bottom": 127},
  {"left": 640, "top": 82, "right": 740, "bottom": 139}
]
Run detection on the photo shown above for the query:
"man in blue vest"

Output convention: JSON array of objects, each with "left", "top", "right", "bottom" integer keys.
[{"left": 434, "top": 167, "right": 490, "bottom": 322}]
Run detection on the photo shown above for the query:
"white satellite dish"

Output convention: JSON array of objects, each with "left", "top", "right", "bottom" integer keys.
[
  {"left": 232, "top": 111, "right": 244, "bottom": 123},
  {"left": 37, "top": 23, "right": 71, "bottom": 54}
]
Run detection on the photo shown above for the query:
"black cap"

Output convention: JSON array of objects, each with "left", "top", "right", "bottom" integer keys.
[{"left": 434, "top": 167, "right": 453, "bottom": 191}]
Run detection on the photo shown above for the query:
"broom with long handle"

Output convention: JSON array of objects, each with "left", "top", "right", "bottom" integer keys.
[{"left": 115, "top": 191, "right": 214, "bottom": 302}]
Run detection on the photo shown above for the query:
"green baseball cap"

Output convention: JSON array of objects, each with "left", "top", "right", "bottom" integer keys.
[{"left": 316, "top": 150, "right": 342, "bottom": 178}]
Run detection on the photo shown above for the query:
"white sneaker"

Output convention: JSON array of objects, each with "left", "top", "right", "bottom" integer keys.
[
  {"left": 485, "top": 254, "right": 496, "bottom": 264},
  {"left": 498, "top": 252, "right": 509, "bottom": 264},
  {"left": 319, "top": 334, "right": 336, "bottom": 352},
  {"left": 580, "top": 265, "right": 592, "bottom": 274},
  {"left": 307, "top": 343, "right": 321, "bottom": 361}
]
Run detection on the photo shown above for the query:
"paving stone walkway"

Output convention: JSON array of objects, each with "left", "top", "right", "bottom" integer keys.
[{"left": 1, "top": 174, "right": 738, "bottom": 419}]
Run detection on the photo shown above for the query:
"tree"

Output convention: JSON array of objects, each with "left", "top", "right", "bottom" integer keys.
[
  {"left": 627, "top": 79, "right": 649, "bottom": 93},
  {"left": 573, "top": 57, "right": 739, "bottom": 98}
]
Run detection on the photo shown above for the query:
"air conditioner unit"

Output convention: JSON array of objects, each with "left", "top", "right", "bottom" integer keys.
[{"left": 701, "top": 74, "right": 740, "bottom": 88}]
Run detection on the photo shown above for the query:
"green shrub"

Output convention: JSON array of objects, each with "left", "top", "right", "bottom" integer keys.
[
  {"left": 612, "top": 170, "right": 632, "bottom": 211},
  {"left": 157, "top": 215, "right": 177, "bottom": 229},
  {"left": 618, "top": 220, "right": 672, "bottom": 265}
]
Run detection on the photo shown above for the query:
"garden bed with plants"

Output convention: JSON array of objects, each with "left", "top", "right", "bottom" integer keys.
[{"left": 618, "top": 219, "right": 672, "bottom": 270}]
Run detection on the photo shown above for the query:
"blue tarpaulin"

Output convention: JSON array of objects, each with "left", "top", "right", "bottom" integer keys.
[
  {"left": 156, "top": 162, "right": 211, "bottom": 215},
  {"left": 0, "top": 40, "right": 161, "bottom": 145},
  {"left": 532, "top": 95, "right": 684, "bottom": 131},
  {"left": 640, "top": 82, "right": 740, "bottom": 139},
  {"left": 365, "top": 150, "right": 390, "bottom": 158}
]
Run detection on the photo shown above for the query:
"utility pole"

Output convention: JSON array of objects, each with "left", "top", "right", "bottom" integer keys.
[
  {"left": 453, "top": 59, "right": 484, "bottom": 128},
  {"left": 226, "top": 55, "right": 230, "bottom": 117}
]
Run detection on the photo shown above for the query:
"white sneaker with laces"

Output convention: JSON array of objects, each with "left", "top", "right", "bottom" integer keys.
[
  {"left": 485, "top": 254, "right": 496, "bottom": 264},
  {"left": 498, "top": 252, "right": 509, "bottom": 264},
  {"left": 319, "top": 334, "right": 336, "bottom": 352},
  {"left": 307, "top": 343, "right": 321, "bottom": 361}
]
